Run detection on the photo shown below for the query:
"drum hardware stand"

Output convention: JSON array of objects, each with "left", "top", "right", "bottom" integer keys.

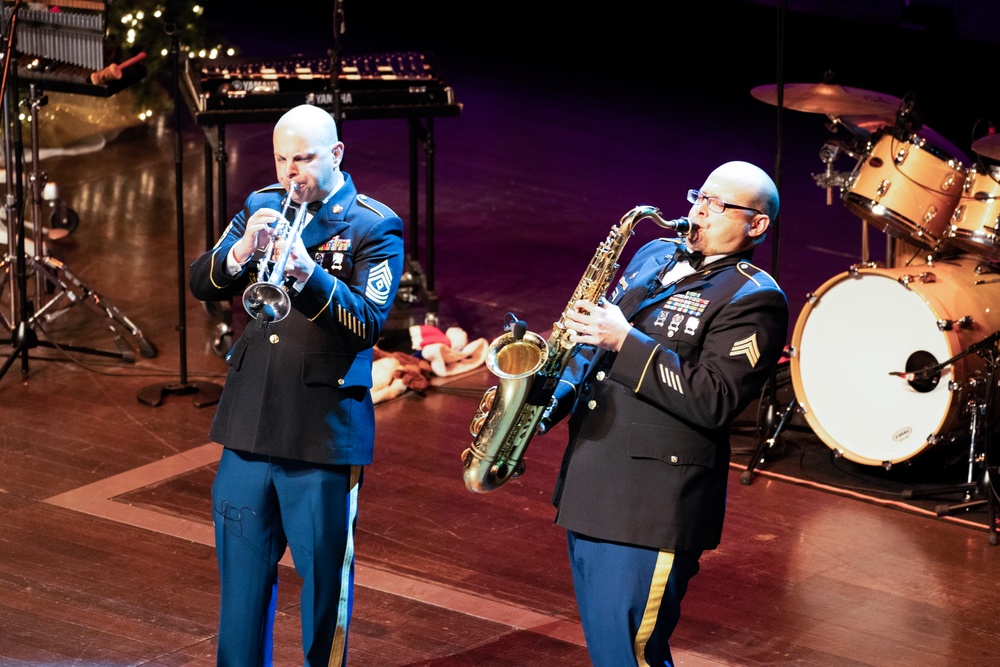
[
  {"left": 740, "top": 351, "right": 802, "bottom": 485},
  {"left": 1, "top": 9, "right": 156, "bottom": 386},
  {"left": 896, "top": 330, "right": 1000, "bottom": 545},
  {"left": 740, "top": 392, "right": 798, "bottom": 486},
  {"left": 974, "top": 261, "right": 1000, "bottom": 285},
  {"left": 138, "top": 21, "right": 221, "bottom": 408}
]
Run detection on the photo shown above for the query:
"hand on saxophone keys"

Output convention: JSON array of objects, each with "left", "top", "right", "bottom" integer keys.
[{"left": 564, "top": 297, "right": 630, "bottom": 351}]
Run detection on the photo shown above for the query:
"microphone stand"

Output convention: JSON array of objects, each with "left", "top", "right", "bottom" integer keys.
[
  {"left": 897, "top": 331, "right": 1000, "bottom": 545},
  {"left": 137, "top": 22, "right": 221, "bottom": 408},
  {"left": 741, "top": 0, "right": 788, "bottom": 485},
  {"left": 329, "top": 0, "right": 344, "bottom": 130}
]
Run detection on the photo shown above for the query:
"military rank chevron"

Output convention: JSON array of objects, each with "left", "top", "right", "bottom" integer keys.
[{"left": 730, "top": 333, "right": 761, "bottom": 367}]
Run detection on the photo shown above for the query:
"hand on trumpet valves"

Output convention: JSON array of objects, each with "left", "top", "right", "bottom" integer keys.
[
  {"left": 564, "top": 297, "right": 631, "bottom": 352},
  {"left": 273, "top": 232, "right": 316, "bottom": 283},
  {"left": 232, "top": 207, "right": 285, "bottom": 265}
]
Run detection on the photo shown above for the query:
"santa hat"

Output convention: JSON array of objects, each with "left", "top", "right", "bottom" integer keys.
[
  {"left": 421, "top": 337, "right": 489, "bottom": 377},
  {"left": 409, "top": 324, "right": 451, "bottom": 350}
]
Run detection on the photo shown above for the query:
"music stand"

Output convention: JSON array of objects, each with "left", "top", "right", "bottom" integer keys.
[{"left": 1, "top": 1, "right": 156, "bottom": 385}]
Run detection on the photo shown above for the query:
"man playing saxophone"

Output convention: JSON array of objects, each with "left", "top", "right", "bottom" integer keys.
[
  {"left": 541, "top": 161, "right": 788, "bottom": 666},
  {"left": 189, "top": 104, "right": 404, "bottom": 666}
]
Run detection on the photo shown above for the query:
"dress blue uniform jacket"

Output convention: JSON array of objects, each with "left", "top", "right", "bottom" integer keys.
[
  {"left": 189, "top": 173, "right": 404, "bottom": 466},
  {"left": 550, "top": 237, "right": 788, "bottom": 552}
]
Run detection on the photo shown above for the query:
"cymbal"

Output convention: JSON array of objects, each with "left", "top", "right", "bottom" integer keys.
[
  {"left": 751, "top": 83, "right": 902, "bottom": 119},
  {"left": 971, "top": 134, "right": 1000, "bottom": 160}
]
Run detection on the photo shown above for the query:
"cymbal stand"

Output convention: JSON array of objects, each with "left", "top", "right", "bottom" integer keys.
[{"left": 899, "top": 332, "right": 999, "bottom": 545}]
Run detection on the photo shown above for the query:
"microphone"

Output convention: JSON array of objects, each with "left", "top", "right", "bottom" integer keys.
[
  {"left": 504, "top": 312, "right": 527, "bottom": 340},
  {"left": 511, "top": 319, "right": 527, "bottom": 341},
  {"left": 895, "top": 95, "right": 923, "bottom": 138}
]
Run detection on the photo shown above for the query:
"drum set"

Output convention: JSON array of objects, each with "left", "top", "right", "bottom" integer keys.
[{"left": 749, "top": 81, "right": 1000, "bottom": 487}]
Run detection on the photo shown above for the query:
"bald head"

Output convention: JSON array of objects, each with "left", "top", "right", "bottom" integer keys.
[
  {"left": 709, "top": 161, "right": 779, "bottom": 221},
  {"left": 686, "top": 160, "right": 778, "bottom": 255},
  {"left": 274, "top": 104, "right": 340, "bottom": 146},
  {"left": 272, "top": 104, "right": 344, "bottom": 203}
]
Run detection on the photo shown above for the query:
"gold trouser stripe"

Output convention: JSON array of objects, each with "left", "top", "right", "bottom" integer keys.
[
  {"left": 634, "top": 343, "right": 661, "bottom": 393},
  {"left": 633, "top": 549, "right": 675, "bottom": 666},
  {"left": 327, "top": 465, "right": 362, "bottom": 667}
]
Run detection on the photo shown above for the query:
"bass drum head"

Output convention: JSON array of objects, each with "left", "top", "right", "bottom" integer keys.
[{"left": 790, "top": 259, "right": 999, "bottom": 466}]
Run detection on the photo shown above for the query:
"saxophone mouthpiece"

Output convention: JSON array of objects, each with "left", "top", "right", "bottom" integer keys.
[{"left": 667, "top": 217, "right": 694, "bottom": 235}]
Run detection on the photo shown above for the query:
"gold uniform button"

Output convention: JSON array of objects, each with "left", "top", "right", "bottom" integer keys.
[
  {"left": 338, "top": 379, "right": 345, "bottom": 386},
  {"left": 670, "top": 455, "right": 679, "bottom": 463},
  {"left": 596, "top": 371, "right": 606, "bottom": 381},
  {"left": 269, "top": 334, "right": 279, "bottom": 344},
  {"left": 587, "top": 399, "right": 597, "bottom": 410}
]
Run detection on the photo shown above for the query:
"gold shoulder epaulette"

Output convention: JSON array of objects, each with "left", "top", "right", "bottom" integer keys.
[{"left": 736, "top": 260, "right": 773, "bottom": 287}]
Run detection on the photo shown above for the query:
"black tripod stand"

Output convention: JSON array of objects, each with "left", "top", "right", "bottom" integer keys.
[
  {"left": 740, "top": 376, "right": 797, "bottom": 485},
  {"left": 899, "top": 331, "right": 1000, "bottom": 545},
  {"left": 1, "top": 5, "right": 156, "bottom": 385}
]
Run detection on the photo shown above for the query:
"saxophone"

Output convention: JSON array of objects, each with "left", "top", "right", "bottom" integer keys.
[{"left": 462, "top": 206, "right": 693, "bottom": 493}]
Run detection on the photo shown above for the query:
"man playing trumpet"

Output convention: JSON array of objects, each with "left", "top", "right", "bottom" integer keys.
[{"left": 190, "top": 103, "right": 404, "bottom": 666}]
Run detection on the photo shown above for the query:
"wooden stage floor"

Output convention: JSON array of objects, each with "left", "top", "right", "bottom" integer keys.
[{"left": 4, "top": 5, "right": 1000, "bottom": 664}]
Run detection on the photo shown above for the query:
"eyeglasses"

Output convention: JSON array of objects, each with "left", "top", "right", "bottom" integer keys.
[{"left": 687, "top": 189, "right": 762, "bottom": 215}]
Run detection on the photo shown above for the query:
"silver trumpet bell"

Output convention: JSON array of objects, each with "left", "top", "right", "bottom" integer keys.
[{"left": 242, "top": 183, "right": 309, "bottom": 323}]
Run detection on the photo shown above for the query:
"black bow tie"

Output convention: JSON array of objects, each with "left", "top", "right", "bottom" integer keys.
[
  {"left": 287, "top": 201, "right": 324, "bottom": 219},
  {"left": 673, "top": 246, "right": 705, "bottom": 270}
]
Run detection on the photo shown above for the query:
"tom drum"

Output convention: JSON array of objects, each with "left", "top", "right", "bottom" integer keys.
[
  {"left": 946, "top": 166, "right": 1000, "bottom": 260},
  {"left": 843, "top": 131, "right": 966, "bottom": 249},
  {"left": 790, "top": 258, "right": 1000, "bottom": 467}
]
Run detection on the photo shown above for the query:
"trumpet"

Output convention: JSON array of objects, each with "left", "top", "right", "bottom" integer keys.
[{"left": 242, "top": 183, "right": 309, "bottom": 322}]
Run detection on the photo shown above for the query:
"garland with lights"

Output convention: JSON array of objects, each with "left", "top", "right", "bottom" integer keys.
[
  {"left": 104, "top": 1, "right": 234, "bottom": 118},
  {"left": 17, "top": 1, "right": 234, "bottom": 148}
]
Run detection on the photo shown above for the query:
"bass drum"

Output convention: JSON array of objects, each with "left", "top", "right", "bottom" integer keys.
[{"left": 790, "top": 258, "right": 1000, "bottom": 467}]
